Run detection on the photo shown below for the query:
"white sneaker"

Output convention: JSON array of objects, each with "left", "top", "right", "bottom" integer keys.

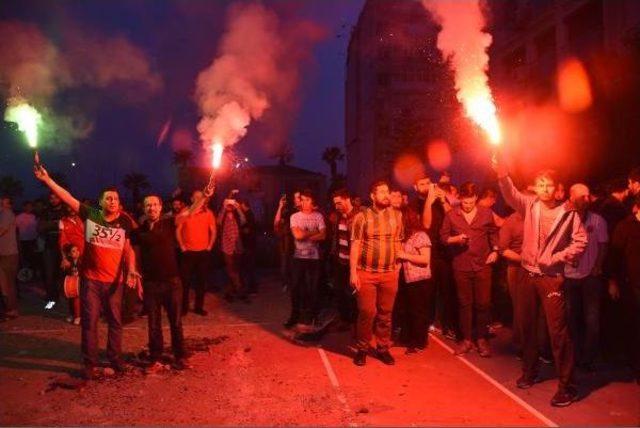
[
  {"left": 73, "top": 317, "right": 81, "bottom": 326},
  {"left": 45, "top": 301, "right": 56, "bottom": 310}
]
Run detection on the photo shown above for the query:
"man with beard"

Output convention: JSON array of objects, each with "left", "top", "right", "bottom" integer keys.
[
  {"left": 35, "top": 166, "right": 138, "bottom": 379},
  {"left": 350, "top": 180, "right": 404, "bottom": 366},
  {"left": 494, "top": 155, "right": 586, "bottom": 407},
  {"left": 133, "top": 195, "right": 188, "bottom": 370},
  {"left": 564, "top": 184, "right": 608, "bottom": 372}
]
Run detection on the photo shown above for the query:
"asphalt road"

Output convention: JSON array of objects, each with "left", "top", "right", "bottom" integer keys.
[{"left": 1, "top": 272, "right": 638, "bottom": 426}]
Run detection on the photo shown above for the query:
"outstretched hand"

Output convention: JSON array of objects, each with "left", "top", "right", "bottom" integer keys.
[
  {"left": 33, "top": 165, "right": 50, "bottom": 182},
  {"left": 491, "top": 148, "right": 509, "bottom": 179}
]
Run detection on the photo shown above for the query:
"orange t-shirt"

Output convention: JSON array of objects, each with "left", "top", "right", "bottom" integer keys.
[{"left": 177, "top": 209, "right": 215, "bottom": 251}]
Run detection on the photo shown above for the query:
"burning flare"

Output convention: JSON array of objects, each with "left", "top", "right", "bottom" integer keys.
[
  {"left": 422, "top": 0, "right": 501, "bottom": 145},
  {"left": 212, "top": 142, "right": 224, "bottom": 169},
  {"left": 4, "top": 98, "right": 42, "bottom": 148}
]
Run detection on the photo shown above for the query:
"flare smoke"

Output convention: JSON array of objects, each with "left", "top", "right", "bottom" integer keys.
[
  {"left": 195, "top": 2, "right": 325, "bottom": 155},
  {"left": 422, "top": 0, "right": 501, "bottom": 144}
]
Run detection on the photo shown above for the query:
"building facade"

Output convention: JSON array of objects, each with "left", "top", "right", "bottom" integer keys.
[
  {"left": 345, "top": 0, "right": 462, "bottom": 197},
  {"left": 489, "top": 0, "right": 640, "bottom": 181}
]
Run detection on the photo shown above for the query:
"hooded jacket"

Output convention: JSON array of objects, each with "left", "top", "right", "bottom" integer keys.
[{"left": 498, "top": 176, "right": 587, "bottom": 276}]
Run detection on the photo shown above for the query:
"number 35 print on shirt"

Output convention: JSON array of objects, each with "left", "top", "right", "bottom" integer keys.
[{"left": 79, "top": 204, "right": 134, "bottom": 283}]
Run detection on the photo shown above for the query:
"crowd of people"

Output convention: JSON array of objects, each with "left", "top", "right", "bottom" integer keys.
[
  {"left": 0, "top": 155, "right": 638, "bottom": 408},
  {"left": 273, "top": 156, "right": 640, "bottom": 408}
]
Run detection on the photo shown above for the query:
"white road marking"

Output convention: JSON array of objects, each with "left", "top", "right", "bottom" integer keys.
[
  {"left": 429, "top": 333, "right": 558, "bottom": 427},
  {"left": 317, "top": 346, "right": 356, "bottom": 426}
]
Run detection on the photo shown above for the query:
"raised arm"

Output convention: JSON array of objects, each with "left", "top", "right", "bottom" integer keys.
[{"left": 34, "top": 166, "right": 80, "bottom": 213}]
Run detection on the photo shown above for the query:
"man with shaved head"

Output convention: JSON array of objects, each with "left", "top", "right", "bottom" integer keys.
[{"left": 565, "top": 184, "right": 608, "bottom": 372}]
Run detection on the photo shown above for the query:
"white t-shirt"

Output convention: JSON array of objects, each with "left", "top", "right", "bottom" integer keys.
[
  {"left": 290, "top": 211, "right": 326, "bottom": 260},
  {"left": 565, "top": 212, "right": 608, "bottom": 279}
]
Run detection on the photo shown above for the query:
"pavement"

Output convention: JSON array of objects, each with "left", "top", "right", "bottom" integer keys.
[{"left": 1, "top": 271, "right": 638, "bottom": 426}]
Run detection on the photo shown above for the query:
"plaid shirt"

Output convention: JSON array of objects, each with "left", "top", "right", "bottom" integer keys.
[
  {"left": 351, "top": 206, "right": 403, "bottom": 273},
  {"left": 402, "top": 231, "right": 432, "bottom": 283}
]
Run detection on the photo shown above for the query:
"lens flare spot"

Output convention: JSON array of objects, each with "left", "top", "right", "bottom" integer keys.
[
  {"left": 557, "top": 58, "right": 592, "bottom": 113},
  {"left": 393, "top": 154, "right": 425, "bottom": 188},
  {"left": 426, "top": 139, "right": 452, "bottom": 171}
]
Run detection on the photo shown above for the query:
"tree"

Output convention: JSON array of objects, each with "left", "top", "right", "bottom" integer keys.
[
  {"left": 270, "top": 144, "right": 294, "bottom": 166},
  {"left": 0, "top": 176, "right": 23, "bottom": 199},
  {"left": 122, "top": 173, "right": 150, "bottom": 204},
  {"left": 321, "top": 146, "right": 345, "bottom": 180}
]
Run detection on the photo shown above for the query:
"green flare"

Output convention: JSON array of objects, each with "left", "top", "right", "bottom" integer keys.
[{"left": 5, "top": 102, "right": 42, "bottom": 148}]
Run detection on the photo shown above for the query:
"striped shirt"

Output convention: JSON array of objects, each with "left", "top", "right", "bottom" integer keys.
[
  {"left": 334, "top": 208, "right": 359, "bottom": 265},
  {"left": 351, "top": 206, "right": 404, "bottom": 273}
]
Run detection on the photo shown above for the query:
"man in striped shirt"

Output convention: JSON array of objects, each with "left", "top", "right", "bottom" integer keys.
[
  {"left": 350, "top": 180, "right": 404, "bottom": 366},
  {"left": 330, "top": 189, "right": 359, "bottom": 328}
]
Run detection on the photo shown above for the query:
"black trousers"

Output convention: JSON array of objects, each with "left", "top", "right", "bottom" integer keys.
[
  {"left": 144, "top": 278, "right": 184, "bottom": 360},
  {"left": 397, "top": 275, "right": 435, "bottom": 348},
  {"left": 333, "top": 262, "right": 357, "bottom": 323},
  {"left": 43, "top": 246, "right": 61, "bottom": 301},
  {"left": 179, "top": 250, "right": 210, "bottom": 312},
  {"left": 431, "top": 256, "right": 458, "bottom": 334},
  {"left": 290, "top": 258, "right": 321, "bottom": 324},
  {"left": 518, "top": 274, "right": 575, "bottom": 390}
]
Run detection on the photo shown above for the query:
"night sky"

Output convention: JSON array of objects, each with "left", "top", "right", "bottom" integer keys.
[{"left": 0, "top": 0, "right": 364, "bottom": 201}]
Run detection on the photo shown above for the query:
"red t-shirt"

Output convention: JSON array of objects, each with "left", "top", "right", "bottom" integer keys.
[{"left": 79, "top": 204, "right": 134, "bottom": 283}]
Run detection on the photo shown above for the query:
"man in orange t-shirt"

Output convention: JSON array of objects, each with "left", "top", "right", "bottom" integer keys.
[{"left": 176, "top": 190, "right": 216, "bottom": 316}]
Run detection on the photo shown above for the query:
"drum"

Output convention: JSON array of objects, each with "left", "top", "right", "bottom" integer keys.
[{"left": 63, "top": 275, "right": 80, "bottom": 299}]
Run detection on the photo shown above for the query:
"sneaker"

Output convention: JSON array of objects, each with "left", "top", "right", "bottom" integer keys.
[
  {"left": 283, "top": 318, "right": 297, "bottom": 329},
  {"left": 539, "top": 355, "right": 553, "bottom": 364},
  {"left": 172, "top": 358, "right": 192, "bottom": 371},
  {"left": 193, "top": 309, "right": 208, "bottom": 316},
  {"left": 477, "top": 338, "right": 492, "bottom": 358},
  {"left": 454, "top": 340, "right": 473, "bottom": 356},
  {"left": 353, "top": 350, "right": 367, "bottom": 366},
  {"left": 145, "top": 361, "right": 166, "bottom": 374},
  {"left": 110, "top": 359, "right": 127, "bottom": 374},
  {"left": 443, "top": 329, "right": 457, "bottom": 341},
  {"left": 44, "top": 301, "right": 56, "bottom": 310},
  {"left": 376, "top": 349, "right": 395, "bottom": 365},
  {"left": 82, "top": 366, "right": 100, "bottom": 380},
  {"left": 73, "top": 317, "right": 81, "bottom": 326},
  {"left": 550, "top": 387, "right": 577, "bottom": 407},
  {"left": 516, "top": 374, "right": 537, "bottom": 389}
]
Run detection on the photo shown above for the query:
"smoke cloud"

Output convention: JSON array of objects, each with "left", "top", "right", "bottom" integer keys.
[
  {"left": 0, "top": 20, "right": 163, "bottom": 145},
  {"left": 194, "top": 2, "right": 325, "bottom": 155},
  {"left": 422, "top": 0, "right": 500, "bottom": 143}
]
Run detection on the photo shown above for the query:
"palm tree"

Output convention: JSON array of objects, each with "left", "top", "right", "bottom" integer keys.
[
  {"left": 270, "top": 144, "right": 294, "bottom": 166},
  {"left": 321, "top": 146, "right": 344, "bottom": 180},
  {"left": 0, "top": 176, "right": 23, "bottom": 199},
  {"left": 122, "top": 173, "right": 150, "bottom": 204}
]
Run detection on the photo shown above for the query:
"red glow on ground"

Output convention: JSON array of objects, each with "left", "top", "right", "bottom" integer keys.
[
  {"left": 393, "top": 154, "right": 425, "bottom": 188},
  {"left": 426, "top": 139, "right": 452, "bottom": 171},
  {"left": 557, "top": 58, "right": 593, "bottom": 113}
]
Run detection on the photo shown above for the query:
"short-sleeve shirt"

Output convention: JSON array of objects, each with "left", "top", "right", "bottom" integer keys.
[
  {"left": 176, "top": 209, "right": 215, "bottom": 252},
  {"left": 15, "top": 212, "right": 38, "bottom": 241},
  {"left": 132, "top": 217, "right": 179, "bottom": 282},
  {"left": 402, "top": 231, "right": 432, "bottom": 283},
  {"left": 0, "top": 209, "right": 18, "bottom": 256},
  {"left": 79, "top": 204, "right": 134, "bottom": 283},
  {"left": 565, "top": 212, "right": 608, "bottom": 279},
  {"left": 351, "top": 206, "right": 404, "bottom": 273},
  {"left": 290, "top": 211, "right": 326, "bottom": 260}
]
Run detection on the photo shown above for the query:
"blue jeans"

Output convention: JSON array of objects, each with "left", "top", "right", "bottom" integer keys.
[
  {"left": 564, "top": 275, "right": 603, "bottom": 366},
  {"left": 81, "top": 278, "right": 124, "bottom": 367}
]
